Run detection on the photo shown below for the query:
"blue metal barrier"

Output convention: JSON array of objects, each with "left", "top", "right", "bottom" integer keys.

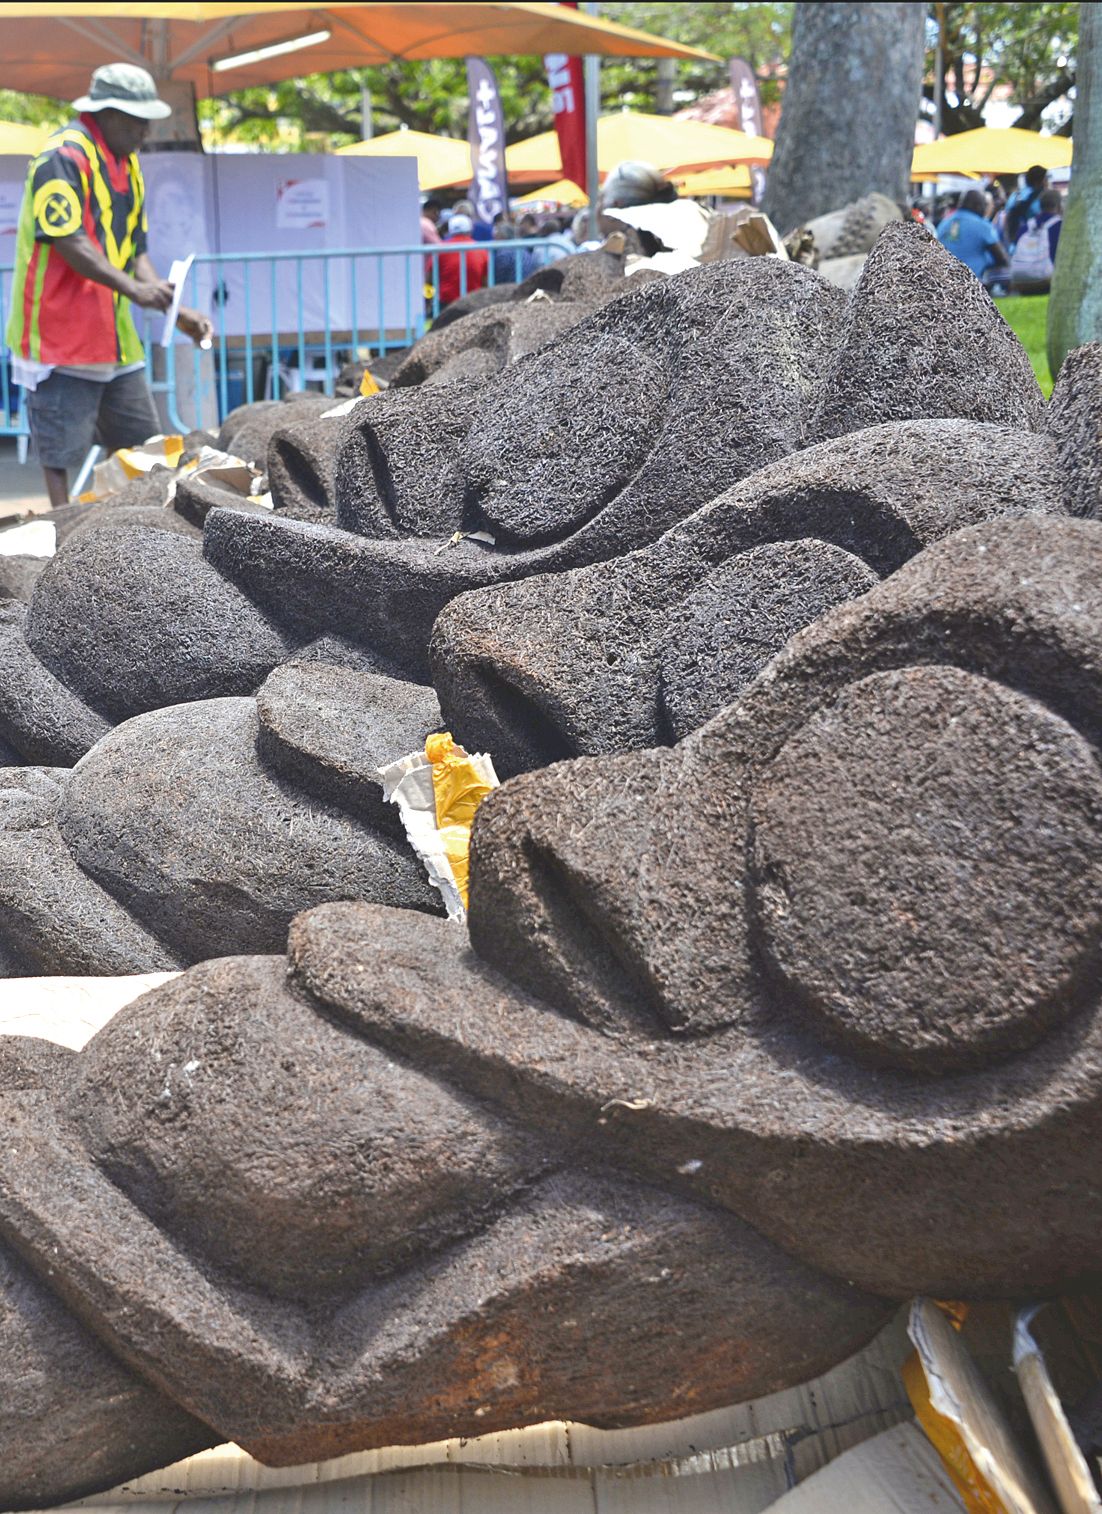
[
  {"left": 0, "top": 236, "right": 561, "bottom": 441},
  {"left": 0, "top": 264, "right": 27, "bottom": 447}
]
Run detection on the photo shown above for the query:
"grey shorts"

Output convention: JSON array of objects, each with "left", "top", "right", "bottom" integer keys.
[{"left": 26, "top": 367, "right": 161, "bottom": 471}]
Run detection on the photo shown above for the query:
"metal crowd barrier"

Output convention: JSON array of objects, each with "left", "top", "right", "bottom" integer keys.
[{"left": 0, "top": 237, "right": 560, "bottom": 442}]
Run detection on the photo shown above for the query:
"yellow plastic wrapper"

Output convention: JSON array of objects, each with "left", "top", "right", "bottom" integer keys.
[
  {"left": 78, "top": 434, "right": 185, "bottom": 503},
  {"left": 904, "top": 1298, "right": 1054, "bottom": 1514},
  {"left": 903, "top": 1350, "right": 1006, "bottom": 1513},
  {"left": 425, "top": 731, "right": 496, "bottom": 907}
]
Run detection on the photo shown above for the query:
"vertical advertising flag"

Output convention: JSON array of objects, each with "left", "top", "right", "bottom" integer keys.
[
  {"left": 729, "top": 57, "right": 767, "bottom": 204},
  {"left": 466, "top": 57, "right": 508, "bottom": 225},
  {"left": 544, "top": 0, "right": 587, "bottom": 195}
]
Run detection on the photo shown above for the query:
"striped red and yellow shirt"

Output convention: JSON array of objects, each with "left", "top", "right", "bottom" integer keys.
[{"left": 6, "top": 113, "right": 148, "bottom": 367}]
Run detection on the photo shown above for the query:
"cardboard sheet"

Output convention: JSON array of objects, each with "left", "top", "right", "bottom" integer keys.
[
  {"left": 1015, "top": 1307, "right": 1102, "bottom": 1514},
  {"left": 769, "top": 1422, "right": 964, "bottom": 1512}
]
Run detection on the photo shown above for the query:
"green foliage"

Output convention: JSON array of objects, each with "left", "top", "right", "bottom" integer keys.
[
  {"left": 597, "top": 3, "right": 791, "bottom": 111},
  {"left": 995, "top": 293, "right": 1053, "bottom": 395},
  {"left": 0, "top": 90, "right": 68, "bottom": 131},
  {"left": 1, "top": 2, "right": 1074, "bottom": 156},
  {"left": 928, "top": 3, "right": 1078, "bottom": 133},
  {"left": 198, "top": 2, "right": 792, "bottom": 150}
]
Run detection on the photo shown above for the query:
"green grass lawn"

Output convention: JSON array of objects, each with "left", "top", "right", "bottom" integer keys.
[{"left": 995, "top": 294, "right": 1053, "bottom": 397}]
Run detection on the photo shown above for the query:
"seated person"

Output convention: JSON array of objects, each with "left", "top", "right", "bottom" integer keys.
[{"left": 936, "top": 189, "right": 1009, "bottom": 284}]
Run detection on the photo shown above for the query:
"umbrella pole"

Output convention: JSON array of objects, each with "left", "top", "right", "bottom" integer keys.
[{"left": 583, "top": 2, "right": 601, "bottom": 238}]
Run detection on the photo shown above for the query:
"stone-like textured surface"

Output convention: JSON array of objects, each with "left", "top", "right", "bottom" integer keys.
[
  {"left": 1, "top": 517, "right": 1100, "bottom": 1505},
  {"left": 753, "top": 664, "right": 1102, "bottom": 1068},
  {"left": 0, "top": 766, "right": 184, "bottom": 976},
  {"left": 171, "top": 472, "right": 266, "bottom": 529},
  {"left": 1045, "top": 342, "right": 1102, "bottom": 519},
  {"left": 432, "top": 417, "right": 1067, "bottom": 774},
  {"left": 52, "top": 472, "right": 177, "bottom": 548},
  {"left": 812, "top": 221, "right": 1044, "bottom": 441},
  {"left": 460, "top": 259, "right": 844, "bottom": 550},
  {"left": 0, "top": 957, "right": 888, "bottom": 1495},
  {"left": 255, "top": 662, "right": 441, "bottom": 830},
  {"left": 390, "top": 300, "right": 599, "bottom": 389},
  {"left": 58, "top": 695, "right": 439, "bottom": 958},
  {"left": 0, "top": 554, "right": 47, "bottom": 603},
  {"left": 216, "top": 393, "right": 334, "bottom": 466},
  {"left": 431, "top": 248, "right": 628, "bottom": 334},
  {"left": 70, "top": 500, "right": 202, "bottom": 542},
  {"left": 0, "top": 227, "right": 1051, "bottom": 766},
  {"left": 658, "top": 539, "right": 879, "bottom": 740},
  {"left": 0, "top": 1146, "right": 215, "bottom": 1509},
  {"left": 334, "top": 381, "right": 487, "bottom": 538},
  {"left": 24, "top": 526, "right": 292, "bottom": 723},
  {"left": 0, "top": 663, "right": 444, "bottom": 975},
  {"left": 207, "top": 256, "right": 851, "bottom": 682},
  {"left": 265, "top": 405, "right": 346, "bottom": 525},
  {"left": 0, "top": 601, "right": 111, "bottom": 766}
]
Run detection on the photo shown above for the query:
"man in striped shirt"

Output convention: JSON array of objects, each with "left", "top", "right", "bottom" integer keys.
[{"left": 7, "top": 63, "right": 212, "bottom": 506}]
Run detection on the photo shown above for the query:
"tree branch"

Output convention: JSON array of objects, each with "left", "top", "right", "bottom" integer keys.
[{"left": 1013, "top": 69, "right": 1076, "bottom": 131}]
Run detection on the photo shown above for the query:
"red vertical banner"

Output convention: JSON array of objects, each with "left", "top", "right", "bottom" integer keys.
[{"left": 544, "top": 1, "right": 586, "bottom": 192}]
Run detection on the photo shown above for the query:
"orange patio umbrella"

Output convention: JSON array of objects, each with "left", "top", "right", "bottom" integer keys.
[
  {"left": 336, "top": 127, "right": 474, "bottom": 190},
  {"left": 0, "top": 3, "right": 716, "bottom": 100},
  {"left": 513, "top": 177, "right": 589, "bottom": 206},
  {"left": 504, "top": 111, "right": 773, "bottom": 186}
]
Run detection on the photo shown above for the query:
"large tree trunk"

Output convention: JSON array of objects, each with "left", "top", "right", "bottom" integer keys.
[
  {"left": 1048, "top": 2, "right": 1101, "bottom": 380},
  {"left": 762, "top": 2, "right": 926, "bottom": 234}
]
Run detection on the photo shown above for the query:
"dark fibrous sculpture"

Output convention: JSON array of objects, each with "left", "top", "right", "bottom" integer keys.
[
  {"left": 2, "top": 513, "right": 1102, "bottom": 1506},
  {"left": 0, "top": 665, "right": 443, "bottom": 976},
  {"left": 1, "top": 246, "right": 855, "bottom": 765}
]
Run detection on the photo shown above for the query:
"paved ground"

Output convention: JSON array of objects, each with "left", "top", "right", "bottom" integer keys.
[{"left": 0, "top": 440, "right": 50, "bottom": 522}]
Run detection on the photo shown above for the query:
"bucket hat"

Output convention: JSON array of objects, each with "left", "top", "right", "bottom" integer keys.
[{"left": 73, "top": 63, "right": 172, "bottom": 120}]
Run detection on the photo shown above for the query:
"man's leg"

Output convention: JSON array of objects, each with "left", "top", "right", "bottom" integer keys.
[
  {"left": 94, "top": 367, "right": 162, "bottom": 455},
  {"left": 25, "top": 373, "right": 102, "bottom": 507},
  {"left": 42, "top": 466, "right": 69, "bottom": 509}
]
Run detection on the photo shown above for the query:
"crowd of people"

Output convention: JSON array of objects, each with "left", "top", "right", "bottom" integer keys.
[
  {"left": 417, "top": 158, "right": 1067, "bottom": 312},
  {"left": 419, "top": 197, "right": 580, "bottom": 307},
  {"left": 931, "top": 163, "right": 1064, "bottom": 295}
]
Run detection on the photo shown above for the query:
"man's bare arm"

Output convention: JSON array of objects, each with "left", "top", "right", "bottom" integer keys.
[
  {"left": 53, "top": 233, "right": 173, "bottom": 310},
  {"left": 135, "top": 251, "right": 213, "bottom": 342}
]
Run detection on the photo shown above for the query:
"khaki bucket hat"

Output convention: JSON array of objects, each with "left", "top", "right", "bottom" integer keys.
[{"left": 73, "top": 63, "right": 172, "bottom": 120}]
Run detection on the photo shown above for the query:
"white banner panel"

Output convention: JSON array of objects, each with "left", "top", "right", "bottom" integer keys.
[{"left": 141, "top": 153, "right": 421, "bottom": 342}]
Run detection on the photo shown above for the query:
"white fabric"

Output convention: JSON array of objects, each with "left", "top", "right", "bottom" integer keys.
[
  {"left": 10, "top": 357, "right": 52, "bottom": 392},
  {"left": 1010, "top": 215, "right": 1059, "bottom": 283},
  {"left": 12, "top": 358, "right": 145, "bottom": 391}
]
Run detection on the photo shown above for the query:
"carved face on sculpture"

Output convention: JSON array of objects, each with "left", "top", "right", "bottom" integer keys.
[{"left": 1, "top": 515, "right": 1100, "bottom": 1513}]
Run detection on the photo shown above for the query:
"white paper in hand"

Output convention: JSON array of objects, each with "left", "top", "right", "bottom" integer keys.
[{"left": 159, "top": 253, "right": 195, "bottom": 347}]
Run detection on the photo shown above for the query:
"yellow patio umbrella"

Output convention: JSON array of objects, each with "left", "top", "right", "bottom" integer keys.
[
  {"left": 911, "top": 127, "right": 1073, "bottom": 181},
  {"left": 0, "top": 4, "right": 716, "bottom": 100},
  {"left": 337, "top": 127, "right": 472, "bottom": 190},
  {"left": 0, "top": 121, "right": 48, "bottom": 157},
  {"left": 675, "top": 164, "right": 752, "bottom": 199},
  {"left": 513, "top": 178, "right": 588, "bottom": 206},
  {"left": 506, "top": 111, "right": 773, "bottom": 186}
]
